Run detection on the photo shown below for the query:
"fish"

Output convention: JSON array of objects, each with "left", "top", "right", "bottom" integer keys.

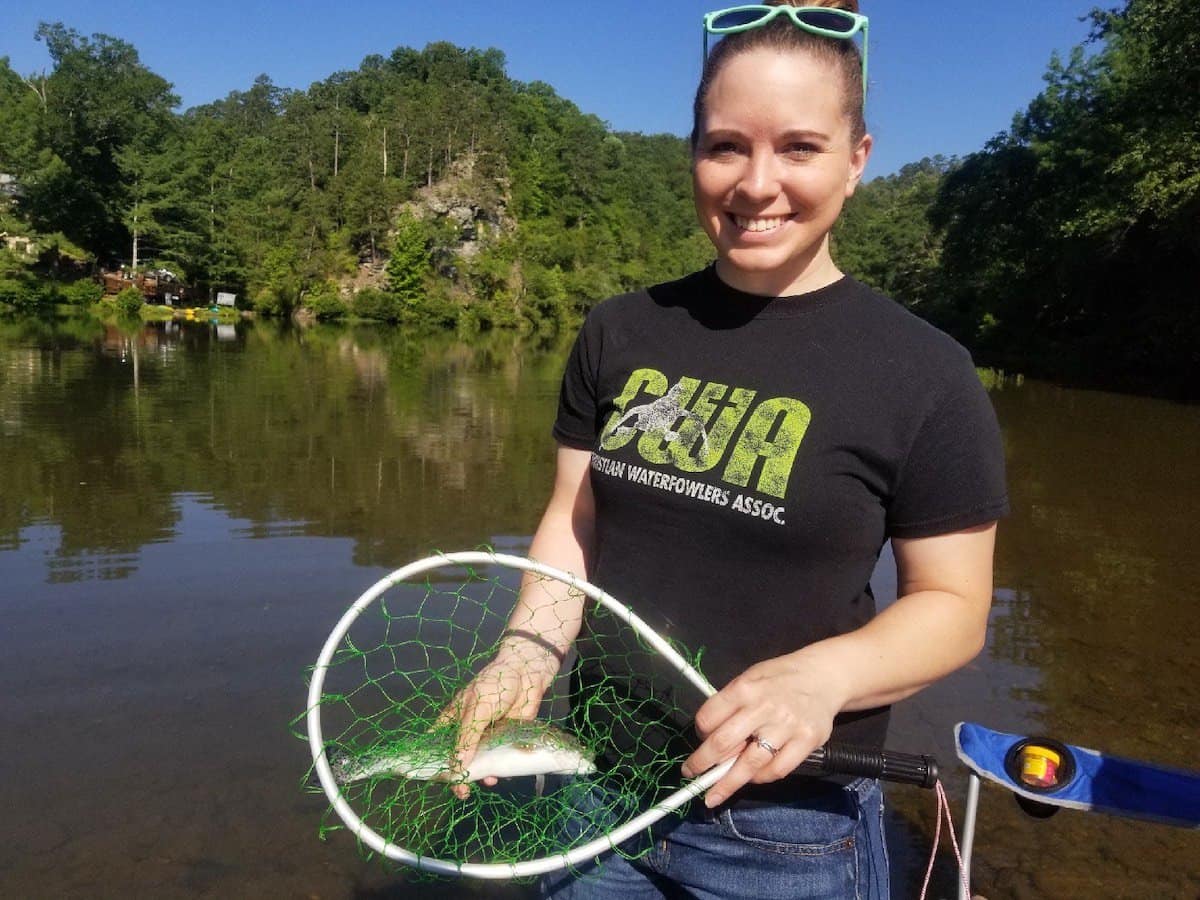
[{"left": 330, "top": 718, "right": 597, "bottom": 786}]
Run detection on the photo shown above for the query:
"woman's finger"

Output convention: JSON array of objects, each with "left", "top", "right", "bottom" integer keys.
[
  {"left": 692, "top": 687, "right": 742, "bottom": 739},
  {"left": 681, "top": 707, "right": 764, "bottom": 778},
  {"left": 448, "top": 682, "right": 509, "bottom": 798},
  {"left": 700, "top": 736, "right": 779, "bottom": 807},
  {"left": 749, "top": 737, "right": 813, "bottom": 786}
]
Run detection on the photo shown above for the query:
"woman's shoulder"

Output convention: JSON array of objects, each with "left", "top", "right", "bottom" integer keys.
[
  {"left": 843, "top": 278, "right": 973, "bottom": 363},
  {"left": 836, "top": 278, "right": 983, "bottom": 405},
  {"left": 581, "top": 270, "right": 709, "bottom": 328},
  {"left": 597, "top": 270, "right": 709, "bottom": 311}
]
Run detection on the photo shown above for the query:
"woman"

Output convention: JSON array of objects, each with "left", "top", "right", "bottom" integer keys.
[{"left": 452, "top": 2, "right": 1008, "bottom": 897}]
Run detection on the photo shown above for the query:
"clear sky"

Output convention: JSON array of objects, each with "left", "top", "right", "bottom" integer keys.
[{"left": 1, "top": 1, "right": 1098, "bottom": 178}]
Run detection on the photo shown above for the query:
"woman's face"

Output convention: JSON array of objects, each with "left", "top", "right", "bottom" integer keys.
[{"left": 692, "top": 47, "right": 871, "bottom": 296}]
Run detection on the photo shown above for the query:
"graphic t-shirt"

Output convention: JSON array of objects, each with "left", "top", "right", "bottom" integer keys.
[{"left": 552, "top": 267, "right": 1009, "bottom": 750}]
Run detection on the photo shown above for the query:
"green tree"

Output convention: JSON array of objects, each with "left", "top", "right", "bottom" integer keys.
[
  {"left": 923, "top": 0, "right": 1199, "bottom": 396},
  {"left": 1, "top": 31, "right": 716, "bottom": 338},
  {"left": 17, "top": 24, "right": 179, "bottom": 259},
  {"left": 386, "top": 211, "right": 431, "bottom": 306},
  {"left": 834, "top": 157, "right": 951, "bottom": 306}
]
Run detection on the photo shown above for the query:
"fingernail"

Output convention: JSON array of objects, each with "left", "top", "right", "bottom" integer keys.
[{"left": 705, "top": 793, "right": 723, "bottom": 809}]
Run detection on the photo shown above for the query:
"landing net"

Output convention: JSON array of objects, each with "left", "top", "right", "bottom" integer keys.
[{"left": 301, "top": 552, "right": 713, "bottom": 879}]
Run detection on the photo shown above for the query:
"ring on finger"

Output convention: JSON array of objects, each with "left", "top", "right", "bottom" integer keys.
[{"left": 751, "top": 734, "right": 780, "bottom": 757}]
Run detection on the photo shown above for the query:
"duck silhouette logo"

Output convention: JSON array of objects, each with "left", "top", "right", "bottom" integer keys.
[{"left": 601, "top": 380, "right": 710, "bottom": 456}]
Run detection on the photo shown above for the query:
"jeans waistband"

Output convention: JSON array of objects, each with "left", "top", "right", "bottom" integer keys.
[{"left": 684, "top": 774, "right": 876, "bottom": 817}]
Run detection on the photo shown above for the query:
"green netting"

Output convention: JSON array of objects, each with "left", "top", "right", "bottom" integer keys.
[{"left": 302, "top": 556, "right": 709, "bottom": 878}]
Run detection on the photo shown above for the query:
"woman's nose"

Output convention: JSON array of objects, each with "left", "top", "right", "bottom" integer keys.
[{"left": 735, "top": 151, "right": 781, "bottom": 203}]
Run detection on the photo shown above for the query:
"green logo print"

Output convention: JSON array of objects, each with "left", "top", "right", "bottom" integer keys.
[
  {"left": 599, "top": 368, "right": 810, "bottom": 499},
  {"left": 720, "top": 397, "right": 811, "bottom": 498}
]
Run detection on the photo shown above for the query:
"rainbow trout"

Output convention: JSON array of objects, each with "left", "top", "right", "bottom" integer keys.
[{"left": 330, "top": 719, "right": 596, "bottom": 785}]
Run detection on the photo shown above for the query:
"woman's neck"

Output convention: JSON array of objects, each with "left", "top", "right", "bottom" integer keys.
[{"left": 714, "top": 239, "right": 844, "bottom": 298}]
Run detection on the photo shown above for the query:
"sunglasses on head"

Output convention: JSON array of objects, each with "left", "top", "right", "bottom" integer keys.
[{"left": 702, "top": 4, "right": 869, "bottom": 103}]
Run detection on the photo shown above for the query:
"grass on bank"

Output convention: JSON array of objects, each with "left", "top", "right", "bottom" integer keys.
[{"left": 977, "top": 367, "right": 1024, "bottom": 390}]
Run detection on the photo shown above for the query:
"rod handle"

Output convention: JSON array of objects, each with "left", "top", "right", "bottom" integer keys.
[{"left": 798, "top": 742, "right": 940, "bottom": 789}]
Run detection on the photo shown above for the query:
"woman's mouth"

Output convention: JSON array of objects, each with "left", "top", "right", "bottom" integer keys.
[{"left": 729, "top": 213, "right": 794, "bottom": 233}]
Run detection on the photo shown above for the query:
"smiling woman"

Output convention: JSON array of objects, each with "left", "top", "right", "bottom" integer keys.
[
  {"left": 691, "top": 48, "right": 871, "bottom": 296},
  {"left": 445, "top": 3, "right": 1010, "bottom": 898},
  {"left": 689, "top": 0, "right": 870, "bottom": 298}
]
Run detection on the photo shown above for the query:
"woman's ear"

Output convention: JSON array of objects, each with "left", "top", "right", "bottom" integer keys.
[{"left": 845, "top": 133, "right": 873, "bottom": 198}]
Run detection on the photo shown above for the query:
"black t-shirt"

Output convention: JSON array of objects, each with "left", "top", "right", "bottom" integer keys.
[{"left": 553, "top": 267, "right": 1009, "bottom": 751}]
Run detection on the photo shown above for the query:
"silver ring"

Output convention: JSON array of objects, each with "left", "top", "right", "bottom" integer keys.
[{"left": 753, "top": 735, "right": 780, "bottom": 757}]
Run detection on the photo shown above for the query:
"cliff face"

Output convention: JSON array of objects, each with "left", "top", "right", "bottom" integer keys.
[
  {"left": 416, "top": 153, "right": 515, "bottom": 260},
  {"left": 346, "top": 152, "right": 514, "bottom": 294}
]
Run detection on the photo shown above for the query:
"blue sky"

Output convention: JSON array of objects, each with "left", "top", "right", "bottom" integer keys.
[{"left": 1, "top": 1, "right": 1098, "bottom": 177}]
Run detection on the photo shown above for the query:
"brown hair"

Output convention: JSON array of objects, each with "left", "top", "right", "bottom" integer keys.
[{"left": 691, "top": 0, "right": 867, "bottom": 150}]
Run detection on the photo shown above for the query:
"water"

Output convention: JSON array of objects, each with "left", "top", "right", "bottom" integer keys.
[{"left": 1, "top": 315, "right": 1196, "bottom": 898}]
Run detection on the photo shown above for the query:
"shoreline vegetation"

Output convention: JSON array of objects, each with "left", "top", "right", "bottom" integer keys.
[
  {"left": 975, "top": 369, "right": 1023, "bottom": 392},
  {"left": 1, "top": 0, "right": 1196, "bottom": 401}
]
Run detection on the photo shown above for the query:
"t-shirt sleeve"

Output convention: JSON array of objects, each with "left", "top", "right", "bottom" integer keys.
[
  {"left": 886, "top": 356, "right": 1010, "bottom": 539},
  {"left": 551, "top": 313, "right": 601, "bottom": 450}
]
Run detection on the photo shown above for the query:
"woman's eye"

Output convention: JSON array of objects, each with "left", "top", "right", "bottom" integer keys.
[
  {"left": 784, "top": 144, "right": 818, "bottom": 158},
  {"left": 706, "top": 141, "right": 739, "bottom": 156}
]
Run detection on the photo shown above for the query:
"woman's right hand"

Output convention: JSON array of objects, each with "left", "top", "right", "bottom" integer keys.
[
  {"left": 442, "top": 634, "right": 562, "bottom": 799},
  {"left": 447, "top": 445, "right": 594, "bottom": 798}
]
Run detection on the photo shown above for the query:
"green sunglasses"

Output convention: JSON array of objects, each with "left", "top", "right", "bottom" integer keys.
[{"left": 702, "top": 4, "right": 869, "bottom": 103}]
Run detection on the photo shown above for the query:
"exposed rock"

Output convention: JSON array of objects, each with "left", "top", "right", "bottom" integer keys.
[{"left": 344, "top": 151, "right": 514, "bottom": 295}]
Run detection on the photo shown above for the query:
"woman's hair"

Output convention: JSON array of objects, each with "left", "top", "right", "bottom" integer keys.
[{"left": 691, "top": 0, "right": 867, "bottom": 149}]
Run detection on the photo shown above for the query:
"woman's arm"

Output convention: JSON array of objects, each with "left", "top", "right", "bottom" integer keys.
[
  {"left": 447, "top": 446, "right": 596, "bottom": 795},
  {"left": 504, "top": 445, "right": 597, "bottom": 660},
  {"left": 681, "top": 522, "right": 997, "bottom": 807}
]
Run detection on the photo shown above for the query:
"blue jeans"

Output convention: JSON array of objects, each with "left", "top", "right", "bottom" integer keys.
[{"left": 541, "top": 777, "right": 889, "bottom": 900}]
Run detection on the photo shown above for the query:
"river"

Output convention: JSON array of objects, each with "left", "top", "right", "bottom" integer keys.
[{"left": 1, "top": 315, "right": 1196, "bottom": 899}]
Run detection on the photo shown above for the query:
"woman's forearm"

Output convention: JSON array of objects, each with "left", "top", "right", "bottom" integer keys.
[{"left": 499, "top": 447, "right": 596, "bottom": 665}]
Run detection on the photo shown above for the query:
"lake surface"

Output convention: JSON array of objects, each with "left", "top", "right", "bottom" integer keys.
[{"left": 1, "top": 315, "right": 1197, "bottom": 899}]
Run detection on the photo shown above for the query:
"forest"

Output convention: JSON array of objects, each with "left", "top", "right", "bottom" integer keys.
[{"left": 0, "top": 0, "right": 1196, "bottom": 398}]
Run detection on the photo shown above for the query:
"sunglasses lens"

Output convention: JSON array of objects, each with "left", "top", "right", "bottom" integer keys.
[
  {"left": 709, "top": 9, "right": 772, "bottom": 31},
  {"left": 795, "top": 10, "right": 857, "bottom": 34}
]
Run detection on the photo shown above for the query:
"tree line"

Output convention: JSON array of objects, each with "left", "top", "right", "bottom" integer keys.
[
  {"left": 0, "top": 25, "right": 711, "bottom": 331},
  {"left": 835, "top": 0, "right": 1198, "bottom": 399},
  {"left": 1, "top": 0, "right": 1195, "bottom": 397}
]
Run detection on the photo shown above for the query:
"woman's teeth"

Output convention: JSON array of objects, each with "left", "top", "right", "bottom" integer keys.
[{"left": 732, "top": 214, "right": 789, "bottom": 232}]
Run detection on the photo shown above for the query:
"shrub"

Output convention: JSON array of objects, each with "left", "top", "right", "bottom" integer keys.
[
  {"left": 0, "top": 278, "right": 27, "bottom": 307},
  {"left": 304, "top": 282, "right": 348, "bottom": 321},
  {"left": 353, "top": 288, "right": 404, "bottom": 323},
  {"left": 403, "top": 289, "right": 459, "bottom": 329},
  {"left": 253, "top": 286, "right": 293, "bottom": 317},
  {"left": 61, "top": 280, "right": 105, "bottom": 306},
  {"left": 0, "top": 277, "right": 52, "bottom": 313},
  {"left": 114, "top": 287, "right": 145, "bottom": 316}
]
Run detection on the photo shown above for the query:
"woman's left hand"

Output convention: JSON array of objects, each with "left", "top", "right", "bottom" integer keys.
[{"left": 680, "top": 649, "right": 850, "bottom": 808}]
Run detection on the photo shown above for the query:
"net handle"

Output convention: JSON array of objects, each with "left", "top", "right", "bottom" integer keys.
[{"left": 306, "top": 551, "right": 936, "bottom": 879}]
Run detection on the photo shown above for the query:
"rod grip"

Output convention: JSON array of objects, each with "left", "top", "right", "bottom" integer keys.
[{"left": 798, "top": 743, "right": 940, "bottom": 789}]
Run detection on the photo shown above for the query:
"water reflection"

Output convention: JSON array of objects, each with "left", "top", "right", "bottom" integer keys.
[
  {"left": 0, "top": 317, "right": 569, "bottom": 581},
  {"left": 886, "top": 382, "right": 1200, "bottom": 898},
  {"left": 0, "top": 318, "right": 1197, "bottom": 898}
]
